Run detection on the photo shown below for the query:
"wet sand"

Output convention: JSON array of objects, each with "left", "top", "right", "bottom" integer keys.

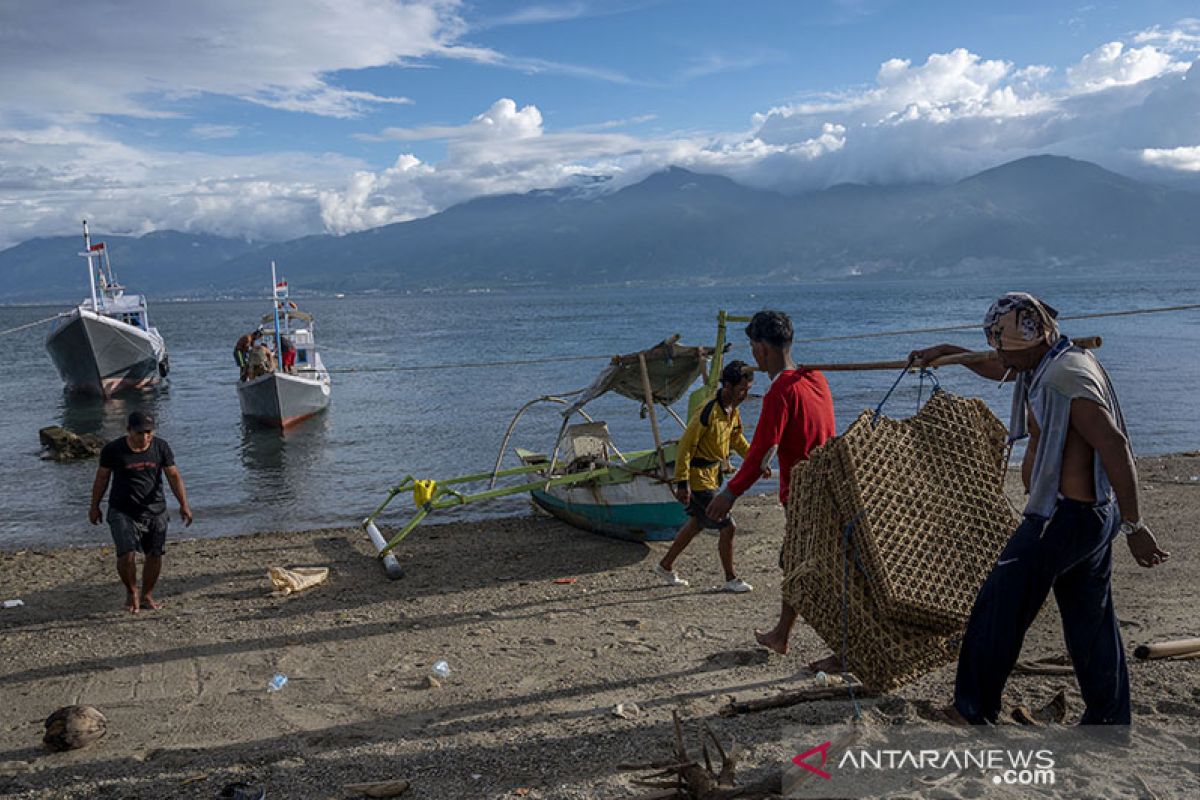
[{"left": 1, "top": 454, "right": 1198, "bottom": 799}]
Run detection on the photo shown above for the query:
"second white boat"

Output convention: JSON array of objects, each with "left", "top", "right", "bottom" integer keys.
[{"left": 237, "top": 264, "right": 330, "bottom": 429}]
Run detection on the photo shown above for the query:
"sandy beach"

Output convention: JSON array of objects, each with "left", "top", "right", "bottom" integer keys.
[{"left": 1, "top": 454, "right": 1197, "bottom": 799}]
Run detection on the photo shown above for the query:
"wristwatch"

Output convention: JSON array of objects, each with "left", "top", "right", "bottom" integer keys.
[{"left": 1119, "top": 519, "right": 1143, "bottom": 537}]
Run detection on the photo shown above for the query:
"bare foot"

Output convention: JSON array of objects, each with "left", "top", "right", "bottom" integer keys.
[
  {"left": 124, "top": 593, "right": 140, "bottom": 614},
  {"left": 807, "top": 653, "right": 842, "bottom": 673},
  {"left": 754, "top": 627, "right": 788, "bottom": 655},
  {"left": 140, "top": 594, "right": 163, "bottom": 610}
]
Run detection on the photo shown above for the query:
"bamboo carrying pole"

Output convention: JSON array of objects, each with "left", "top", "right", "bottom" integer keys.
[
  {"left": 1133, "top": 637, "right": 1200, "bottom": 660},
  {"left": 799, "top": 336, "right": 1102, "bottom": 372}
]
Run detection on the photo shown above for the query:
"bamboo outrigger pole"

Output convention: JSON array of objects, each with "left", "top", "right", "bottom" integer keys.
[
  {"left": 798, "top": 336, "right": 1101, "bottom": 372},
  {"left": 637, "top": 351, "right": 666, "bottom": 478}
]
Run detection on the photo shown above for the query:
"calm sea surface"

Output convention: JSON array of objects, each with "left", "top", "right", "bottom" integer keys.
[{"left": 2, "top": 276, "right": 1198, "bottom": 549}]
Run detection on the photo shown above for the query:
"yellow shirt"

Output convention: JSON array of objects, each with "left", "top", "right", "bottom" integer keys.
[{"left": 673, "top": 397, "right": 750, "bottom": 490}]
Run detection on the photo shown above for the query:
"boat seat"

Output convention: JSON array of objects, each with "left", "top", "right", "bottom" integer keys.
[
  {"left": 515, "top": 448, "right": 549, "bottom": 465},
  {"left": 562, "top": 422, "right": 613, "bottom": 470}
]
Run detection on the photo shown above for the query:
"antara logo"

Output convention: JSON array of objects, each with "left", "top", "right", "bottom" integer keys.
[{"left": 792, "top": 741, "right": 833, "bottom": 780}]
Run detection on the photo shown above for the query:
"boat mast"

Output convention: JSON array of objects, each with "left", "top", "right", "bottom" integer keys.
[
  {"left": 79, "top": 220, "right": 99, "bottom": 312},
  {"left": 270, "top": 261, "right": 283, "bottom": 371}
]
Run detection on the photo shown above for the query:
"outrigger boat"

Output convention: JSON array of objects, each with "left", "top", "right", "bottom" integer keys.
[
  {"left": 361, "top": 312, "right": 751, "bottom": 578},
  {"left": 45, "top": 221, "right": 169, "bottom": 397},
  {"left": 237, "top": 263, "right": 331, "bottom": 428}
]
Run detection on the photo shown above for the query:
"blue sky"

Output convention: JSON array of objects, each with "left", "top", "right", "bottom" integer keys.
[{"left": 0, "top": 0, "right": 1197, "bottom": 248}]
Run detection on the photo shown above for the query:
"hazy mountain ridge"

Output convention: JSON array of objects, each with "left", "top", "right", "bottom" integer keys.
[{"left": 3, "top": 156, "right": 1198, "bottom": 302}]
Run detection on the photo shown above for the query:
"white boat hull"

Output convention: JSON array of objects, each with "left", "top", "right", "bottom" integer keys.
[
  {"left": 238, "top": 370, "right": 330, "bottom": 428},
  {"left": 45, "top": 308, "right": 167, "bottom": 397}
]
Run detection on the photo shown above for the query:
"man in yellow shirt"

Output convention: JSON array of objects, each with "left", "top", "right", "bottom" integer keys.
[{"left": 655, "top": 361, "right": 755, "bottom": 592}]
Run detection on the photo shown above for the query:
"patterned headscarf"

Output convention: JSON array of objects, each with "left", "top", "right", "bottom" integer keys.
[{"left": 983, "top": 292, "right": 1059, "bottom": 350}]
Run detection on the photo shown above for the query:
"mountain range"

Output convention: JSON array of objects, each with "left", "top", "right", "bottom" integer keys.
[{"left": 3, "top": 155, "right": 1198, "bottom": 302}]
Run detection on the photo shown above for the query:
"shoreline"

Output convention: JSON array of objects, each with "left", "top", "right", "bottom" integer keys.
[{"left": 1, "top": 454, "right": 1197, "bottom": 798}]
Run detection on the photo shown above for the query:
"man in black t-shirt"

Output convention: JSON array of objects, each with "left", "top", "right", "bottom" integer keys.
[{"left": 89, "top": 411, "right": 193, "bottom": 613}]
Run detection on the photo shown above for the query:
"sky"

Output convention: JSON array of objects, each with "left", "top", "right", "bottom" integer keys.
[{"left": 1, "top": 0, "right": 1198, "bottom": 249}]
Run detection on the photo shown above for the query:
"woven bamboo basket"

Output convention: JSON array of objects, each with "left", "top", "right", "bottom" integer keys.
[{"left": 782, "top": 391, "right": 1018, "bottom": 690}]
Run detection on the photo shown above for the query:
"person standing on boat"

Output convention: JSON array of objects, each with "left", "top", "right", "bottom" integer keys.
[
  {"left": 655, "top": 360, "right": 755, "bottom": 592},
  {"left": 704, "top": 310, "right": 837, "bottom": 656},
  {"left": 909, "top": 293, "right": 1168, "bottom": 725},
  {"left": 280, "top": 337, "right": 296, "bottom": 373},
  {"left": 89, "top": 411, "right": 193, "bottom": 614},
  {"left": 246, "top": 340, "right": 274, "bottom": 379},
  {"left": 234, "top": 330, "right": 263, "bottom": 379}
]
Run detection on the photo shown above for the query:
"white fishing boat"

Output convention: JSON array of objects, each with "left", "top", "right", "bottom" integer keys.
[
  {"left": 45, "top": 221, "right": 169, "bottom": 397},
  {"left": 237, "top": 264, "right": 331, "bottom": 429}
]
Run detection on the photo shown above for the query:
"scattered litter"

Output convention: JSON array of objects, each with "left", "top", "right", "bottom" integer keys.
[
  {"left": 1, "top": 599, "right": 23, "bottom": 608},
  {"left": 471, "top": 774, "right": 483, "bottom": 780},
  {"left": 424, "top": 675, "right": 442, "bottom": 689},
  {"left": 613, "top": 702, "right": 641, "bottom": 719},
  {"left": 431, "top": 660, "right": 452, "bottom": 680},
  {"left": 219, "top": 782, "right": 266, "bottom": 800},
  {"left": 814, "top": 671, "right": 830, "bottom": 686},
  {"left": 267, "top": 673, "right": 289, "bottom": 693},
  {"left": 267, "top": 566, "right": 329, "bottom": 596},
  {"left": 553, "top": 577, "right": 577, "bottom": 585}
]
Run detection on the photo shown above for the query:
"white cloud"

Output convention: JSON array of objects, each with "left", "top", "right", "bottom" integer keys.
[
  {"left": 0, "top": 0, "right": 479, "bottom": 123},
  {"left": 1133, "top": 18, "right": 1200, "bottom": 53},
  {"left": 0, "top": 124, "right": 362, "bottom": 247},
  {"left": 1066, "top": 41, "right": 1183, "bottom": 92},
  {"left": 2, "top": 16, "right": 1199, "bottom": 249},
  {"left": 1142, "top": 145, "right": 1200, "bottom": 171},
  {"left": 190, "top": 124, "right": 242, "bottom": 140}
]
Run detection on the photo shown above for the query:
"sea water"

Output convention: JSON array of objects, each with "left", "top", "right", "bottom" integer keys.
[{"left": 1, "top": 276, "right": 1197, "bottom": 548}]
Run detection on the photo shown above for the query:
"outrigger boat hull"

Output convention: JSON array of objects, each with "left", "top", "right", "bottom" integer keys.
[
  {"left": 46, "top": 309, "right": 165, "bottom": 397},
  {"left": 238, "top": 371, "right": 330, "bottom": 428},
  {"left": 530, "top": 478, "right": 686, "bottom": 542}
]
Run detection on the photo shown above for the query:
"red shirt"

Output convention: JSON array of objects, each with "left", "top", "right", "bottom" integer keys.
[
  {"left": 282, "top": 349, "right": 296, "bottom": 370},
  {"left": 726, "top": 368, "right": 836, "bottom": 505}
]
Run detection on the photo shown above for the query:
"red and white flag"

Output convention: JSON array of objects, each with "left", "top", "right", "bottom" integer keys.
[{"left": 90, "top": 242, "right": 105, "bottom": 252}]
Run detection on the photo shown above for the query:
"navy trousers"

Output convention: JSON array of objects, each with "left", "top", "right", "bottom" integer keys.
[{"left": 954, "top": 498, "right": 1130, "bottom": 725}]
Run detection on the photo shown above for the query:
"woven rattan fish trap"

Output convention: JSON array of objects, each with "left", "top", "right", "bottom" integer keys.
[{"left": 782, "top": 390, "right": 1018, "bottom": 690}]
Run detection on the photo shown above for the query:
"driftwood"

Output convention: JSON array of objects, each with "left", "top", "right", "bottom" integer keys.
[
  {"left": 1014, "top": 661, "right": 1075, "bottom": 676},
  {"left": 1011, "top": 689, "right": 1068, "bottom": 726},
  {"left": 343, "top": 779, "right": 411, "bottom": 797},
  {"left": 721, "top": 683, "right": 876, "bottom": 716},
  {"left": 619, "top": 712, "right": 782, "bottom": 799},
  {"left": 1133, "top": 637, "right": 1200, "bottom": 660}
]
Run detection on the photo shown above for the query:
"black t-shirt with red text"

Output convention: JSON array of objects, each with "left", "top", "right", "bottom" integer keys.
[{"left": 99, "top": 437, "right": 175, "bottom": 519}]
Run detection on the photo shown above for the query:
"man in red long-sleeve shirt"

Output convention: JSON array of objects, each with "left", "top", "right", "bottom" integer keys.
[{"left": 706, "top": 310, "right": 836, "bottom": 656}]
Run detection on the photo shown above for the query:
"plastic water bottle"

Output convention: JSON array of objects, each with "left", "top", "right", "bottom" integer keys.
[
  {"left": 267, "top": 673, "right": 289, "bottom": 693},
  {"left": 431, "top": 660, "right": 451, "bottom": 680}
]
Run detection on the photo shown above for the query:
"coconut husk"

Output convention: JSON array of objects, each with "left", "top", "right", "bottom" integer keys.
[{"left": 43, "top": 705, "right": 107, "bottom": 751}]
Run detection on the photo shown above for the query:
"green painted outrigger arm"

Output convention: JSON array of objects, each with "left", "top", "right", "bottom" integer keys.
[{"left": 364, "top": 448, "right": 660, "bottom": 556}]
